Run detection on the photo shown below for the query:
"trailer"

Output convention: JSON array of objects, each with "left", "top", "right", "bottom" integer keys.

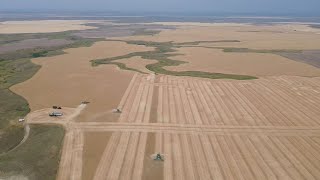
[{"left": 49, "top": 112, "right": 63, "bottom": 117}]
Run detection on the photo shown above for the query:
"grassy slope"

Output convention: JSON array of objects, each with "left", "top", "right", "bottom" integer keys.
[
  {"left": 92, "top": 40, "right": 258, "bottom": 80},
  {"left": 0, "top": 125, "right": 65, "bottom": 180},
  {"left": 0, "top": 58, "right": 40, "bottom": 153}
]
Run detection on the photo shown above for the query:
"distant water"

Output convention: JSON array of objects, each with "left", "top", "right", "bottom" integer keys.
[{"left": 1, "top": 11, "right": 320, "bottom": 24}]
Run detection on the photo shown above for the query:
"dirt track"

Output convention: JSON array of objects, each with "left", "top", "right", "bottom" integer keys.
[{"left": 25, "top": 73, "right": 320, "bottom": 180}]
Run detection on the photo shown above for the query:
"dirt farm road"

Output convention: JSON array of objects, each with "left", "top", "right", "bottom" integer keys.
[{"left": 26, "top": 73, "right": 320, "bottom": 180}]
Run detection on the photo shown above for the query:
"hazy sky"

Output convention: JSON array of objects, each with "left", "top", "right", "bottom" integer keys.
[{"left": 1, "top": 0, "right": 320, "bottom": 15}]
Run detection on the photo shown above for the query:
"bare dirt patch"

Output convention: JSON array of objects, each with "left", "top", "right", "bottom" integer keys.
[
  {"left": 11, "top": 41, "right": 153, "bottom": 122},
  {"left": 166, "top": 47, "right": 320, "bottom": 77},
  {"left": 25, "top": 107, "right": 76, "bottom": 123}
]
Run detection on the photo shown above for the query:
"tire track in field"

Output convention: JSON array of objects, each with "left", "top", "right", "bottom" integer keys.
[
  {"left": 119, "top": 132, "right": 140, "bottom": 180},
  {"left": 57, "top": 130, "right": 74, "bottom": 180},
  {"left": 118, "top": 73, "right": 139, "bottom": 110},
  {"left": 132, "top": 132, "right": 148, "bottom": 180},
  {"left": 93, "top": 133, "right": 121, "bottom": 180},
  {"left": 70, "top": 130, "right": 84, "bottom": 180},
  {"left": 119, "top": 74, "right": 143, "bottom": 122},
  {"left": 105, "top": 132, "right": 131, "bottom": 180}
]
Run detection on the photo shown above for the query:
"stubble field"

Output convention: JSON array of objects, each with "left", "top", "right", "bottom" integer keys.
[
  {"left": 75, "top": 73, "right": 320, "bottom": 180},
  {"left": 7, "top": 20, "right": 320, "bottom": 180}
]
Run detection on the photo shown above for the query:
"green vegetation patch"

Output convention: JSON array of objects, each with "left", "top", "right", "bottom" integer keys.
[
  {"left": 0, "top": 125, "right": 65, "bottom": 180},
  {"left": 132, "top": 28, "right": 161, "bottom": 36},
  {"left": 0, "top": 58, "right": 40, "bottom": 154},
  {"left": 92, "top": 40, "right": 257, "bottom": 80},
  {"left": 183, "top": 45, "right": 303, "bottom": 54}
]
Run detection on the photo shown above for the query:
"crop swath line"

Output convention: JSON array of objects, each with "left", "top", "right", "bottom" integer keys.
[
  {"left": 93, "top": 132, "right": 121, "bottom": 180},
  {"left": 70, "top": 130, "right": 84, "bottom": 180},
  {"left": 188, "top": 80, "right": 207, "bottom": 124},
  {"left": 258, "top": 136, "right": 303, "bottom": 179},
  {"left": 236, "top": 83, "right": 272, "bottom": 126},
  {"left": 163, "top": 134, "right": 173, "bottom": 180},
  {"left": 243, "top": 82, "right": 293, "bottom": 126},
  {"left": 178, "top": 78, "right": 194, "bottom": 124},
  {"left": 119, "top": 74, "right": 143, "bottom": 122},
  {"left": 190, "top": 134, "right": 212, "bottom": 179},
  {"left": 199, "top": 80, "right": 224, "bottom": 125},
  {"left": 135, "top": 82, "right": 150, "bottom": 123},
  {"left": 217, "top": 82, "right": 247, "bottom": 126},
  {"left": 127, "top": 79, "right": 146, "bottom": 123},
  {"left": 172, "top": 134, "right": 186, "bottom": 180},
  {"left": 286, "top": 137, "right": 320, "bottom": 174},
  {"left": 199, "top": 134, "right": 224, "bottom": 179},
  {"left": 191, "top": 80, "right": 213, "bottom": 125},
  {"left": 57, "top": 131, "right": 74, "bottom": 180},
  {"left": 256, "top": 80, "right": 306, "bottom": 126},
  {"left": 231, "top": 135, "right": 265, "bottom": 179},
  {"left": 132, "top": 132, "right": 148, "bottom": 180},
  {"left": 241, "top": 135, "right": 277, "bottom": 179},
  {"left": 143, "top": 77, "right": 155, "bottom": 123},
  {"left": 258, "top": 80, "right": 312, "bottom": 126},
  {"left": 265, "top": 79, "right": 320, "bottom": 126},
  {"left": 119, "top": 132, "right": 140, "bottom": 180},
  {"left": 277, "top": 137, "right": 320, "bottom": 178},
  {"left": 271, "top": 137, "right": 316, "bottom": 179},
  {"left": 218, "top": 135, "right": 246, "bottom": 180},
  {"left": 106, "top": 132, "right": 131, "bottom": 179},
  {"left": 209, "top": 135, "right": 236, "bottom": 180},
  {"left": 207, "top": 81, "right": 238, "bottom": 125},
  {"left": 118, "top": 73, "right": 139, "bottom": 110},
  {"left": 173, "top": 77, "right": 186, "bottom": 124},
  {"left": 221, "top": 82, "right": 259, "bottom": 126},
  {"left": 297, "top": 137, "right": 320, "bottom": 163}
]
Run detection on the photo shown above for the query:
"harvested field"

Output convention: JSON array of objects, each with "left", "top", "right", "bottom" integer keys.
[
  {"left": 166, "top": 47, "right": 320, "bottom": 77},
  {"left": 11, "top": 22, "right": 320, "bottom": 180},
  {"left": 108, "top": 74, "right": 320, "bottom": 126},
  {"left": 119, "top": 23, "right": 320, "bottom": 50},
  {"left": 11, "top": 41, "right": 154, "bottom": 122},
  {"left": 0, "top": 20, "right": 96, "bottom": 34},
  {"left": 55, "top": 73, "right": 319, "bottom": 180}
]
